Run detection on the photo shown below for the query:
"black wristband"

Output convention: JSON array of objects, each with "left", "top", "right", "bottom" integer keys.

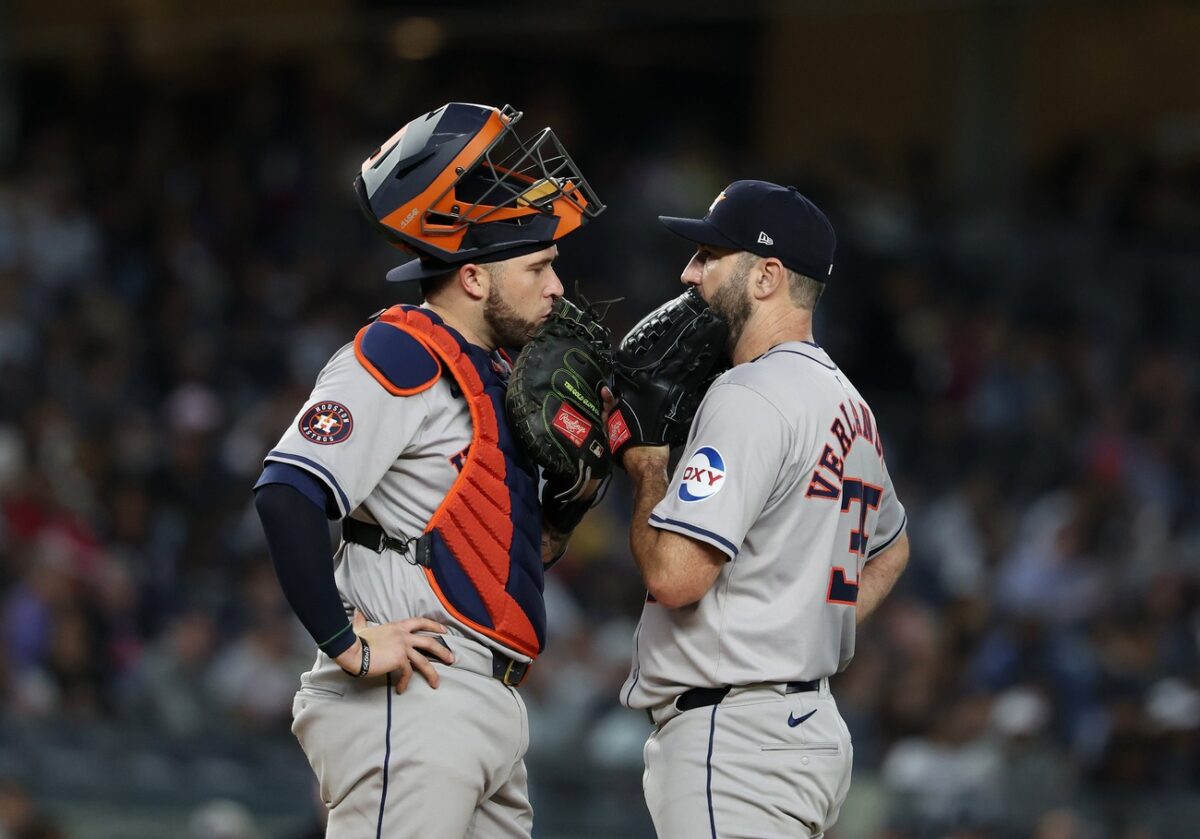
[{"left": 353, "top": 636, "right": 370, "bottom": 678}]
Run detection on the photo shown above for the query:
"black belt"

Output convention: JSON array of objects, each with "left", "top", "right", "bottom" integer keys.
[
  {"left": 342, "top": 519, "right": 530, "bottom": 689},
  {"left": 676, "top": 680, "right": 821, "bottom": 713},
  {"left": 491, "top": 650, "right": 530, "bottom": 688}
]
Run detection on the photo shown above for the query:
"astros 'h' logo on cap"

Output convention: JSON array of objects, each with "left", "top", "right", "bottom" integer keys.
[{"left": 707, "top": 191, "right": 727, "bottom": 215}]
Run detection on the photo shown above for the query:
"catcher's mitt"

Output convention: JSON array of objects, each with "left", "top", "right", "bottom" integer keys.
[
  {"left": 506, "top": 297, "right": 613, "bottom": 503},
  {"left": 607, "top": 288, "right": 730, "bottom": 460}
]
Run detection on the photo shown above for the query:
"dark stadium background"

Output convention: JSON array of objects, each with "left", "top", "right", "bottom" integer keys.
[{"left": 1, "top": 1, "right": 1198, "bottom": 837}]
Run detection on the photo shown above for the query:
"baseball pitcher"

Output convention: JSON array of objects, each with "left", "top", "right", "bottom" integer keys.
[{"left": 611, "top": 180, "right": 910, "bottom": 838}]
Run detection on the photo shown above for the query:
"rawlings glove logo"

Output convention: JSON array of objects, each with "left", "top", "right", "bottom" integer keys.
[
  {"left": 678, "top": 446, "right": 726, "bottom": 502},
  {"left": 552, "top": 402, "right": 593, "bottom": 448},
  {"left": 607, "top": 410, "right": 632, "bottom": 452}
]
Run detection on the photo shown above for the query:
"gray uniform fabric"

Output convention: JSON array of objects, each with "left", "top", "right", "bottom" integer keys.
[
  {"left": 267, "top": 334, "right": 535, "bottom": 838},
  {"left": 622, "top": 341, "right": 906, "bottom": 837}
]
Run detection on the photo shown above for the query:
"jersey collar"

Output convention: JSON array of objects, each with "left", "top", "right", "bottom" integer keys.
[{"left": 755, "top": 341, "right": 836, "bottom": 370}]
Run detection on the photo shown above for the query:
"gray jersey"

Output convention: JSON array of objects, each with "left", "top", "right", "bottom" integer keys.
[
  {"left": 621, "top": 341, "right": 906, "bottom": 709},
  {"left": 265, "top": 339, "right": 530, "bottom": 660}
]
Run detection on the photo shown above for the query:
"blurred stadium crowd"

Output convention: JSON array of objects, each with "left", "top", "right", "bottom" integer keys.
[{"left": 1, "top": 49, "right": 1199, "bottom": 839}]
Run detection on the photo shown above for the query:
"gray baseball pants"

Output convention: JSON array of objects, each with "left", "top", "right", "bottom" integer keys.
[
  {"left": 643, "top": 680, "right": 853, "bottom": 838},
  {"left": 291, "top": 633, "right": 532, "bottom": 839}
]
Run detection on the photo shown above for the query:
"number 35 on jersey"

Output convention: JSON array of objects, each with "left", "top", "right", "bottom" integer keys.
[{"left": 805, "top": 399, "right": 888, "bottom": 605}]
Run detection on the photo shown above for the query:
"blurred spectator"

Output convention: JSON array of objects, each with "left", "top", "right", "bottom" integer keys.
[
  {"left": 130, "top": 607, "right": 218, "bottom": 738},
  {"left": 880, "top": 693, "right": 1003, "bottom": 833},
  {"left": 188, "top": 798, "right": 261, "bottom": 839},
  {"left": 0, "top": 780, "right": 63, "bottom": 839},
  {"left": 207, "top": 611, "right": 309, "bottom": 734}
]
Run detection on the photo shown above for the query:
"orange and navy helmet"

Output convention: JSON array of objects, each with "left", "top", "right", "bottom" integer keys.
[{"left": 354, "top": 103, "right": 605, "bottom": 282}]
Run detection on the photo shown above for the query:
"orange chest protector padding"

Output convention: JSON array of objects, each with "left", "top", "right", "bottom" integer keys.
[{"left": 356, "top": 305, "right": 545, "bottom": 657}]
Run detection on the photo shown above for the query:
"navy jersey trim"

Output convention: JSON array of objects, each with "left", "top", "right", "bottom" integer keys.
[
  {"left": 623, "top": 617, "right": 643, "bottom": 707},
  {"left": 266, "top": 450, "right": 350, "bottom": 517},
  {"left": 254, "top": 462, "right": 336, "bottom": 519},
  {"left": 649, "top": 514, "right": 739, "bottom": 559},
  {"left": 867, "top": 513, "right": 907, "bottom": 558},
  {"left": 376, "top": 672, "right": 394, "bottom": 839},
  {"left": 706, "top": 705, "right": 719, "bottom": 839},
  {"left": 762, "top": 348, "right": 837, "bottom": 371}
]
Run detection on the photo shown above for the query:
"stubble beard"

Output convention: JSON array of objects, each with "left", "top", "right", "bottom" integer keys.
[
  {"left": 484, "top": 276, "right": 539, "bottom": 349},
  {"left": 709, "top": 262, "right": 752, "bottom": 354}
]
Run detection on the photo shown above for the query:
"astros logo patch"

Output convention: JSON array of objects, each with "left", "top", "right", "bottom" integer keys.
[
  {"left": 299, "top": 402, "right": 354, "bottom": 445},
  {"left": 679, "top": 446, "right": 726, "bottom": 502}
]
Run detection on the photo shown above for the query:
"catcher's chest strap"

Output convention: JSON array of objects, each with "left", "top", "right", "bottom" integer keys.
[{"left": 364, "top": 306, "right": 545, "bottom": 659}]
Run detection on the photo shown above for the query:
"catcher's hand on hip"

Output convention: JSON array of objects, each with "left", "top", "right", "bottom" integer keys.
[
  {"left": 506, "top": 297, "right": 614, "bottom": 503},
  {"left": 607, "top": 288, "right": 730, "bottom": 464},
  {"left": 335, "top": 610, "right": 455, "bottom": 693}
]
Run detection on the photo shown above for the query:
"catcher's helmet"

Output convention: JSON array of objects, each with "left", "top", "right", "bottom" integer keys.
[{"left": 354, "top": 103, "right": 604, "bottom": 282}]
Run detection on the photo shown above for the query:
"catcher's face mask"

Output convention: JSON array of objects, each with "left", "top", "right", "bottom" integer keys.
[{"left": 355, "top": 103, "right": 604, "bottom": 270}]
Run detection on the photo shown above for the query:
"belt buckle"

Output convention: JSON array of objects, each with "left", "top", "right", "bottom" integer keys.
[{"left": 501, "top": 658, "right": 528, "bottom": 688}]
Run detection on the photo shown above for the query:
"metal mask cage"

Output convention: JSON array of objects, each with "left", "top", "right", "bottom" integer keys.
[{"left": 421, "top": 105, "right": 605, "bottom": 233}]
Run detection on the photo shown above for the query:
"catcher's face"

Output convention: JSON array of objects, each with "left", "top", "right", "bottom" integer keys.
[{"left": 483, "top": 246, "right": 563, "bottom": 347}]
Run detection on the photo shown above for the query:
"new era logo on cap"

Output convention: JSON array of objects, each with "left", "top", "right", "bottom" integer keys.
[{"left": 658, "top": 180, "right": 837, "bottom": 282}]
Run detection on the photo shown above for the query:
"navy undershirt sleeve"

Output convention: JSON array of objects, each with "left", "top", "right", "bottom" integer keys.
[{"left": 253, "top": 480, "right": 356, "bottom": 658}]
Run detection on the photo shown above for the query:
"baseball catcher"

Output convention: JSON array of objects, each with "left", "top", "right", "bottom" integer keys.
[
  {"left": 254, "top": 102, "right": 610, "bottom": 839},
  {"left": 606, "top": 288, "right": 730, "bottom": 459}
]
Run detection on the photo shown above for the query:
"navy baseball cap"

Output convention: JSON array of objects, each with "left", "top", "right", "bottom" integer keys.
[{"left": 658, "top": 180, "right": 836, "bottom": 281}]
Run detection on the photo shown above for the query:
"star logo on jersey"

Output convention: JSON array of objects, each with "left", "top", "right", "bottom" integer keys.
[
  {"left": 678, "top": 446, "right": 726, "bottom": 502},
  {"left": 299, "top": 401, "right": 354, "bottom": 445}
]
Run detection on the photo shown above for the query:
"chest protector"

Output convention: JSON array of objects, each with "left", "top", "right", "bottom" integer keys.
[{"left": 355, "top": 305, "right": 546, "bottom": 658}]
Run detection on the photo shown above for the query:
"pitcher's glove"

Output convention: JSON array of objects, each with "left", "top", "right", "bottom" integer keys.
[
  {"left": 506, "top": 297, "right": 613, "bottom": 506},
  {"left": 607, "top": 288, "right": 730, "bottom": 461}
]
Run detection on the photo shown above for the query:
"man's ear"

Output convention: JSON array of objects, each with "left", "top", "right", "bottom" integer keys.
[
  {"left": 754, "top": 257, "right": 785, "bottom": 299},
  {"left": 458, "top": 263, "right": 487, "bottom": 301}
]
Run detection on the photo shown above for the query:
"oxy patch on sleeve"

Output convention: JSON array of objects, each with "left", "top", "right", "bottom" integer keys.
[
  {"left": 354, "top": 320, "right": 442, "bottom": 395},
  {"left": 678, "top": 446, "right": 727, "bottom": 502}
]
